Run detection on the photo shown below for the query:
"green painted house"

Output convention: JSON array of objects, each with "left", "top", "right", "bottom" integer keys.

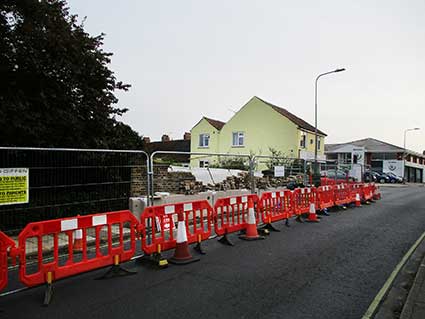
[{"left": 190, "top": 96, "right": 327, "bottom": 168}]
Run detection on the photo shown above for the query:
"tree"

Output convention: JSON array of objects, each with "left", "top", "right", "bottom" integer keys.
[{"left": 0, "top": 0, "right": 143, "bottom": 149}]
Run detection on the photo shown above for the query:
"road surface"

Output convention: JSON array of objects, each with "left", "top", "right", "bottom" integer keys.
[{"left": 1, "top": 185, "right": 424, "bottom": 319}]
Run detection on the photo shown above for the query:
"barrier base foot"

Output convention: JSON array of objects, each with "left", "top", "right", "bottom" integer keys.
[
  {"left": 97, "top": 264, "right": 137, "bottom": 280},
  {"left": 168, "top": 256, "right": 200, "bottom": 265},
  {"left": 258, "top": 228, "right": 270, "bottom": 236},
  {"left": 135, "top": 254, "right": 168, "bottom": 269},
  {"left": 295, "top": 216, "right": 304, "bottom": 223},
  {"left": 318, "top": 209, "right": 330, "bottom": 216},
  {"left": 218, "top": 234, "right": 234, "bottom": 246},
  {"left": 305, "top": 219, "right": 320, "bottom": 223},
  {"left": 285, "top": 219, "right": 290, "bottom": 227},
  {"left": 238, "top": 234, "right": 265, "bottom": 241},
  {"left": 43, "top": 283, "right": 53, "bottom": 306},
  {"left": 261, "top": 223, "right": 280, "bottom": 232},
  {"left": 194, "top": 242, "right": 206, "bottom": 255}
]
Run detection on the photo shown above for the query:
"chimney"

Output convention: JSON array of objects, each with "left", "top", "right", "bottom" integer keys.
[
  {"left": 143, "top": 137, "right": 151, "bottom": 144},
  {"left": 161, "top": 134, "right": 170, "bottom": 142},
  {"left": 183, "top": 132, "right": 191, "bottom": 140}
]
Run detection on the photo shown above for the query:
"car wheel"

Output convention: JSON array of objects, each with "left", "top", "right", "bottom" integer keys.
[
  {"left": 380, "top": 178, "right": 386, "bottom": 183},
  {"left": 390, "top": 179, "right": 396, "bottom": 184}
]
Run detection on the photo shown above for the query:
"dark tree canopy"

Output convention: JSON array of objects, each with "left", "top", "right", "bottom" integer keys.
[{"left": 0, "top": 0, "right": 144, "bottom": 149}]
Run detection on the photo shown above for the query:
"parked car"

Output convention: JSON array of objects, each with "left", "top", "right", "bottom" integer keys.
[
  {"left": 364, "top": 171, "right": 377, "bottom": 183},
  {"left": 384, "top": 172, "right": 403, "bottom": 183},
  {"left": 374, "top": 172, "right": 390, "bottom": 183},
  {"left": 320, "top": 170, "right": 354, "bottom": 184}
]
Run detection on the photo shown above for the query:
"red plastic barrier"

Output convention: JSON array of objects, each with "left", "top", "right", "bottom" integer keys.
[
  {"left": 141, "top": 200, "right": 213, "bottom": 255},
  {"left": 363, "top": 183, "right": 374, "bottom": 201},
  {"left": 372, "top": 183, "right": 381, "bottom": 200},
  {"left": 316, "top": 185, "right": 334, "bottom": 210},
  {"left": 0, "top": 231, "right": 16, "bottom": 291},
  {"left": 259, "top": 190, "right": 293, "bottom": 224},
  {"left": 334, "top": 183, "right": 351, "bottom": 206},
  {"left": 350, "top": 183, "right": 364, "bottom": 202},
  {"left": 214, "top": 194, "right": 259, "bottom": 237},
  {"left": 293, "top": 187, "right": 316, "bottom": 215},
  {"left": 18, "top": 210, "right": 138, "bottom": 287}
]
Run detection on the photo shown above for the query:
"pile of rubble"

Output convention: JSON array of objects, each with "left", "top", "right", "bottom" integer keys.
[
  {"left": 178, "top": 180, "right": 205, "bottom": 195},
  {"left": 178, "top": 171, "right": 292, "bottom": 194}
]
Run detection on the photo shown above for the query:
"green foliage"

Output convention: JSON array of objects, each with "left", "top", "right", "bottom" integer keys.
[
  {"left": 265, "top": 148, "right": 288, "bottom": 170},
  {"left": 0, "top": 0, "right": 143, "bottom": 149},
  {"left": 210, "top": 157, "right": 249, "bottom": 170},
  {"left": 264, "top": 147, "right": 306, "bottom": 176}
]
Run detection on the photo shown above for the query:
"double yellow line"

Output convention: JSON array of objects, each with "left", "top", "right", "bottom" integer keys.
[{"left": 362, "top": 230, "right": 425, "bottom": 319}]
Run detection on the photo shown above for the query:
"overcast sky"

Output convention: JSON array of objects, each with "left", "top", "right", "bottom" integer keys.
[{"left": 68, "top": 0, "right": 425, "bottom": 152}]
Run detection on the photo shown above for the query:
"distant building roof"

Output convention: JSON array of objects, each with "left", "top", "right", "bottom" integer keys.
[
  {"left": 204, "top": 117, "right": 225, "bottom": 130},
  {"left": 255, "top": 96, "right": 327, "bottom": 136},
  {"left": 325, "top": 138, "right": 405, "bottom": 153}
]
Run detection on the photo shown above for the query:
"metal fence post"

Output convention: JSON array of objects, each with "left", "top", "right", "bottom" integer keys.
[
  {"left": 249, "top": 156, "right": 256, "bottom": 194},
  {"left": 148, "top": 153, "right": 155, "bottom": 206},
  {"left": 146, "top": 155, "right": 152, "bottom": 206}
]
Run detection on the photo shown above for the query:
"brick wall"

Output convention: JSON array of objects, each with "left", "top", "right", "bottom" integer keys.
[{"left": 130, "top": 165, "right": 198, "bottom": 196}]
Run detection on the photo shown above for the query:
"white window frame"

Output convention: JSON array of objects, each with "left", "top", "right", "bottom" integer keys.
[
  {"left": 199, "top": 133, "right": 210, "bottom": 148},
  {"left": 199, "top": 160, "right": 209, "bottom": 168},
  {"left": 232, "top": 132, "right": 245, "bottom": 147}
]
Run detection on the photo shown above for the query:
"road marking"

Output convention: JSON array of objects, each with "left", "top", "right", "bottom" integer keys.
[
  {"left": 362, "top": 230, "right": 425, "bottom": 319},
  {"left": 0, "top": 287, "right": 29, "bottom": 297}
]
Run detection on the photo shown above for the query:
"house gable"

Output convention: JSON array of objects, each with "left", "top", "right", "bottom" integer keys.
[
  {"left": 190, "top": 117, "right": 221, "bottom": 154},
  {"left": 218, "top": 96, "right": 299, "bottom": 156},
  {"left": 255, "top": 96, "right": 327, "bottom": 136}
]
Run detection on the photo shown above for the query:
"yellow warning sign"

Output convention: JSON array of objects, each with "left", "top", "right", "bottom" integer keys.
[{"left": 0, "top": 168, "right": 29, "bottom": 206}]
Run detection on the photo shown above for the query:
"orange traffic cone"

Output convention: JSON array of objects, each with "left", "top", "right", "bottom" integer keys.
[
  {"left": 355, "top": 193, "right": 361, "bottom": 207},
  {"left": 73, "top": 229, "right": 83, "bottom": 252},
  {"left": 239, "top": 198, "right": 265, "bottom": 241},
  {"left": 169, "top": 213, "right": 200, "bottom": 265},
  {"left": 306, "top": 202, "right": 320, "bottom": 222}
]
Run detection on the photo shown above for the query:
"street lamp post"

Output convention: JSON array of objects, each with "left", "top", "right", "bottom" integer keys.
[
  {"left": 313, "top": 68, "right": 346, "bottom": 183},
  {"left": 403, "top": 127, "right": 420, "bottom": 182}
]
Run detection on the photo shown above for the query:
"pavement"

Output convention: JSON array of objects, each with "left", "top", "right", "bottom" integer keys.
[
  {"left": 399, "top": 240, "right": 425, "bottom": 319},
  {"left": 1, "top": 185, "right": 425, "bottom": 319}
]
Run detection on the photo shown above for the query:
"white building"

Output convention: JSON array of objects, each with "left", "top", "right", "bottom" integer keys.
[{"left": 325, "top": 138, "right": 425, "bottom": 183}]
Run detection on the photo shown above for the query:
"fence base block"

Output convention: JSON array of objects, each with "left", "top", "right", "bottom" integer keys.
[{"left": 218, "top": 234, "right": 234, "bottom": 246}]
